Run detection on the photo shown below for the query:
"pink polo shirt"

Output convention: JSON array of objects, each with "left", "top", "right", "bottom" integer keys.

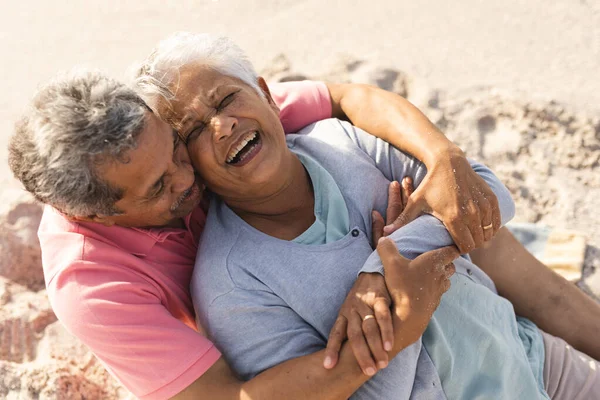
[{"left": 39, "top": 80, "right": 332, "bottom": 400}]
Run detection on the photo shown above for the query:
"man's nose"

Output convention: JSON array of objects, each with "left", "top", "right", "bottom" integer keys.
[
  {"left": 170, "top": 163, "right": 195, "bottom": 194},
  {"left": 170, "top": 149, "right": 195, "bottom": 193},
  {"left": 211, "top": 114, "right": 238, "bottom": 142}
]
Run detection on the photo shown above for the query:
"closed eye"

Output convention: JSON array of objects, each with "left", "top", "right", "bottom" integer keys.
[
  {"left": 185, "top": 92, "right": 237, "bottom": 144},
  {"left": 186, "top": 124, "right": 205, "bottom": 144},
  {"left": 150, "top": 179, "right": 165, "bottom": 199},
  {"left": 217, "top": 92, "right": 236, "bottom": 111}
]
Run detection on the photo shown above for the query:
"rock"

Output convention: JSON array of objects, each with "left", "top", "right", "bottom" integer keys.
[
  {"left": 0, "top": 189, "right": 45, "bottom": 290},
  {"left": 0, "top": 277, "right": 11, "bottom": 305},
  {"left": 261, "top": 54, "right": 308, "bottom": 83},
  {"left": 0, "top": 360, "right": 129, "bottom": 400},
  {"left": 260, "top": 54, "right": 292, "bottom": 80},
  {"left": 347, "top": 63, "right": 410, "bottom": 97},
  {"left": 0, "top": 285, "right": 56, "bottom": 363}
]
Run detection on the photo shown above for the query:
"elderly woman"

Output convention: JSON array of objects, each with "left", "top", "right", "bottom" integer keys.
[{"left": 134, "top": 33, "right": 600, "bottom": 399}]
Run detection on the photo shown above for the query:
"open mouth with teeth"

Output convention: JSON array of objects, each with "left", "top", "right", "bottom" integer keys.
[{"left": 226, "top": 131, "right": 262, "bottom": 166}]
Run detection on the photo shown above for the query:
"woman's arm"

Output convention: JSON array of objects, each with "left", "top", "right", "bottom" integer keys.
[
  {"left": 470, "top": 227, "right": 600, "bottom": 361},
  {"left": 327, "top": 82, "right": 501, "bottom": 254}
]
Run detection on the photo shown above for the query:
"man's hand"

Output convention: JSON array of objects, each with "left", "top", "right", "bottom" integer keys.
[
  {"left": 378, "top": 239, "right": 458, "bottom": 352},
  {"left": 384, "top": 149, "right": 501, "bottom": 253},
  {"left": 323, "top": 180, "right": 412, "bottom": 375}
]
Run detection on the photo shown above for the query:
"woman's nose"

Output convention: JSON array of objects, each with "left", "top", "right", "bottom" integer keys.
[{"left": 211, "top": 114, "right": 238, "bottom": 142}]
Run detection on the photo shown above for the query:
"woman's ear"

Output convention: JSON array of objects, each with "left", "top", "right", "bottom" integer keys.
[{"left": 258, "top": 77, "right": 280, "bottom": 115}]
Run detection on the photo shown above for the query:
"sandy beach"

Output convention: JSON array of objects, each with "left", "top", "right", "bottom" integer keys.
[{"left": 1, "top": 1, "right": 599, "bottom": 398}]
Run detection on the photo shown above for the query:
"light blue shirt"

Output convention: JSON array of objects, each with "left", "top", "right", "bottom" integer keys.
[
  {"left": 291, "top": 149, "right": 547, "bottom": 399},
  {"left": 192, "top": 118, "right": 548, "bottom": 399}
]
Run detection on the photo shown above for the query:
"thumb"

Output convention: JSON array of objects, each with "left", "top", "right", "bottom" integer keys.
[
  {"left": 383, "top": 195, "right": 424, "bottom": 235},
  {"left": 376, "top": 237, "right": 409, "bottom": 276},
  {"left": 413, "top": 246, "right": 460, "bottom": 270}
]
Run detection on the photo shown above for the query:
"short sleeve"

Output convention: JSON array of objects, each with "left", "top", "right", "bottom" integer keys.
[
  {"left": 269, "top": 81, "right": 332, "bottom": 133},
  {"left": 48, "top": 261, "right": 221, "bottom": 400}
]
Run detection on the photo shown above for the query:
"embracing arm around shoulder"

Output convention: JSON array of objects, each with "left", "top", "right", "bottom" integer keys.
[
  {"left": 326, "top": 82, "right": 502, "bottom": 254},
  {"left": 172, "top": 345, "right": 368, "bottom": 400},
  {"left": 269, "top": 79, "right": 502, "bottom": 253},
  {"left": 347, "top": 116, "right": 516, "bottom": 275}
]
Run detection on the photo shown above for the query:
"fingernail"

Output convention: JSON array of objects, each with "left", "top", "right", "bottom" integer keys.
[
  {"left": 383, "top": 225, "right": 393, "bottom": 234},
  {"left": 366, "top": 367, "right": 376, "bottom": 376},
  {"left": 324, "top": 356, "right": 333, "bottom": 368},
  {"left": 384, "top": 341, "right": 392, "bottom": 351},
  {"left": 378, "top": 361, "right": 388, "bottom": 369}
]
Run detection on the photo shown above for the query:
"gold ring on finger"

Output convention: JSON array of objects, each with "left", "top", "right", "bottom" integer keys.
[
  {"left": 483, "top": 223, "right": 493, "bottom": 230},
  {"left": 363, "top": 314, "right": 375, "bottom": 322}
]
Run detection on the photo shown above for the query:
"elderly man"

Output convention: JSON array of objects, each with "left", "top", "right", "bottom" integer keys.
[{"left": 8, "top": 34, "right": 600, "bottom": 399}]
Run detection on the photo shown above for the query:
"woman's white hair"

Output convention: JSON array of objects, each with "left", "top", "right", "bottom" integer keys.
[{"left": 132, "top": 32, "right": 262, "bottom": 108}]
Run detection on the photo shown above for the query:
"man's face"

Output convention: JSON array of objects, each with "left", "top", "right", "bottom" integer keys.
[
  {"left": 160, "top": 64, "right": 289, "bottom": 202},
  {"left": 95, "top": 112, "right": 202, "bottom": 228}
]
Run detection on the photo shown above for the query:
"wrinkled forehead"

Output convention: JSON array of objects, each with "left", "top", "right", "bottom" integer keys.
[{"left": 155, "top": 64, "right": 243, "bottom": 127}]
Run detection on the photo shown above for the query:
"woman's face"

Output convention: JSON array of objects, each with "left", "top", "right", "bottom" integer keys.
[{"left": 161, "top": 64, "right": 291, "bottom": 203}]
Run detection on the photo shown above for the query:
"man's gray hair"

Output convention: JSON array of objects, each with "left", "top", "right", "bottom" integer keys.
[
  {"left": 133, "top": 32, "right": 262, "bottom": 108},
  {"left": 8, "top": 70, "right": 149, "bottom": 217}
]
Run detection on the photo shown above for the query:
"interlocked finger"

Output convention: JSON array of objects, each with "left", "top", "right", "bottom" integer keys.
[
  {"left": 324, "top": 315, "right": 348, "bottom": 369},
  {"left": 373, "top": 297, "right": 393, "bottom": 352},
  {"left": 386, "top": 181, "right": 403, "bottom": 225},
  {"left": 347, "top": 311, "right": 378, "bottom": 376},
  {"left": 477, "top": 192, "right": 494, "bottom": 242},
  {"left": 361, "top": 311, "right": 388, "bottom": 369},
  {"left": 466, "top": 200, "right": 484, "bottom": 249}
]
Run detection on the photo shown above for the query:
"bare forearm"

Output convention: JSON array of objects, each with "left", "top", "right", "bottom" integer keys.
[
  {"left": 240, "top": 345, "right": 368, "bottom": 400},
  {"left": 173, "top": 343, "right": 368, "bottom": 400},
  {"left": 327, "top": 82, "right": 463, "bottom": 167},
  {"left": 471, "top": 227, "right": 600, "bottom": 360}
]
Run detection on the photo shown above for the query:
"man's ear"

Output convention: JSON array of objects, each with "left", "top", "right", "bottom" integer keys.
[
  {"left": 258, "top": 77, "right": 280, "bottom": 115},
  {"left": 69, "top": 214, "right": 116, "bottom": 227}
]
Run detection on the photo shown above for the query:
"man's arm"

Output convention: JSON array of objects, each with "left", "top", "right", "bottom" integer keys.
[
  {"left": 172, "top": 344, "right": 369, "bottom": 400},
  {"left": 327, "top": 82, "right": 501, "bottom": 253}
]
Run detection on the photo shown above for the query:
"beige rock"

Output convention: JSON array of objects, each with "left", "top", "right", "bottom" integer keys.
[{"left": 0, "top": 189, "right": 45, "bottom": 291}]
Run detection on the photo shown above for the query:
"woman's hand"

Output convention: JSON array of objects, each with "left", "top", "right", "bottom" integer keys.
[
  {"left": 323, "top": 180, "right": 412, "bottom": 375},
  {"left": 324, "top": 272, "right": 392, "bottom": 376},
  {"left": 384, "top": 147, "right": 501, "bottom": 254},
  {"left": 377, "top": 239, "right": 458, "bottom": 354}
]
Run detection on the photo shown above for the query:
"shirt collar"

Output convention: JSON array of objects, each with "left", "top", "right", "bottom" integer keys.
[{"left": 49, "top": 206, "right": 205, "bottom": 257}]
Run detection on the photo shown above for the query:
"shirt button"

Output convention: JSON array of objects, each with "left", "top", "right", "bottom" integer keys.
[{"left": 351, "top": 229, "right": 360, "bottom": 237}]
